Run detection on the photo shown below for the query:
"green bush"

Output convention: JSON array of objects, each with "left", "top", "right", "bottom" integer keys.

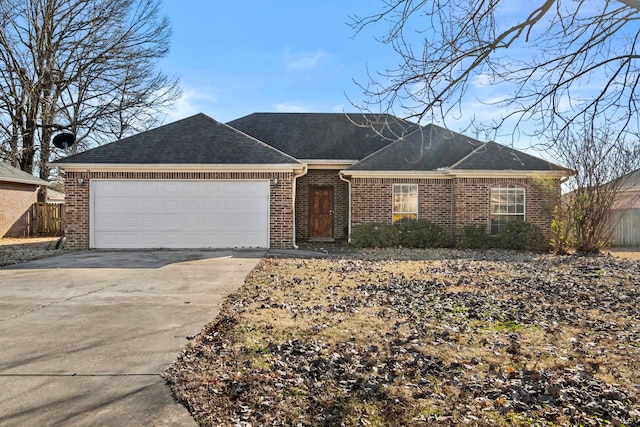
[
  {"left": 496, "top": 222, "right": 546, "bottom": 252},
  {"left": 350, "top": 223, "right": 398, "bottom": 248},
  {"left": 460, "top": 225, "right": 490, "bottom": 249},
  {"left": 397, "top": 220, "right": 446, "bottom": 248}
]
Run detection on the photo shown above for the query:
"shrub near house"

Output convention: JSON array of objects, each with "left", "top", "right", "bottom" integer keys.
[{"left": 352, "top": 220, "right": 545, "bottom": 251}]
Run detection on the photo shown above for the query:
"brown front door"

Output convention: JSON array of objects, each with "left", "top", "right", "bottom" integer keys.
[{"left": 309, "top": 186, "right": 333, "bottom": 239}]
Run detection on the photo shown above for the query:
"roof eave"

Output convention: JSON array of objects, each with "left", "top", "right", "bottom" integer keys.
[
  {"left": 341, "top": 170, "right": 454, "bottom": 179},
  {"left": 341, "top": 169, "right": 573, "bottom": 179},
  {"left": 0, "top": 176, "right": 48, "bottom": 186},
  {"left": 304, "top": 159, "right": 358, "bottom": 169},
  {"left": 50, "top": 163, "right": 304, "bottom": 173},
  {"left": 449, "top": 169, "right": 574, "bottom": 178}
]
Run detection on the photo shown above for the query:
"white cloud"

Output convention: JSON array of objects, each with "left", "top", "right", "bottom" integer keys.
[
  {"left": 164, "top": 87, "right": 218, "bottom": 122},
  {"left": 409, "top": 82, "right": 427, "bottom": 96},
  {"left": 472, "top": 73, "right": 493, "bottom": 88},
  {"left": 285, "top": 49, "right": 327, "bottom": 70},
  {"left": 273, "top": 102, "right": 312, "bottom": 112}
]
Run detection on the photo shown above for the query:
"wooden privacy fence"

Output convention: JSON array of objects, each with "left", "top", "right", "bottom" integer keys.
[
  {"left": 31, "top": 203, "right": 64, "bottom": 236},
  {"left": 610, "top": 208, "right": 640, "bottom": 247}
]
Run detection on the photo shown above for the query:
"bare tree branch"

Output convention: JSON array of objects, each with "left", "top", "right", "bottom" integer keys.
[
  {"left": 553, "top": 117, "right": 640, "bottom": 252},
  {"left": 350, "top": 0, "right": 640, "bottom": 145},
  {"left": 0, "top": 0, "right": 180, "bottom": 179}
]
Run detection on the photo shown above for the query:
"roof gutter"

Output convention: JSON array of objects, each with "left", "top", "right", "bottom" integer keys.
[
  {"left": 2, "top": 177, "right": 48, "bottom": 186},
  {"left": 338, "top": 171, "right": 352, "bottom": 244},
  {"left": 291, "top": 164, "right": 308, "bottom": 249},
  {"left": 342, "top": 169, "right": 572, "bottom": 179},
  {"left": 48, "top": 163, "right": 303, "bottom": 173}
]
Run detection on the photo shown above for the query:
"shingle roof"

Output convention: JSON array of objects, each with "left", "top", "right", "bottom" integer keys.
[
  {"left": 346, "top": 124, "right": 569, "bottom": 172},
  {"left": 51, "top": 112, "right": 569, "bottom": 173},
  {"left": 346, "top": 124, "right": 482, "bottom": 171},
  {"left": 52, "top": 113, "right": 301, "bottom": 165},
  {"left": 228, "top": 113, "right": 419, "bottom": 160},
  {"left": 0, "top": 162, "right": 48, "bottom": 185},
  {"left": 453, "top": 141, "right": 568, "bottom": 171}
]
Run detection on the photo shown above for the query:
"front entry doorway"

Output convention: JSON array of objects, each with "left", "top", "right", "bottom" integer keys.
[{"left": 309, "top": 186, "right": 333, "bottom": 240}]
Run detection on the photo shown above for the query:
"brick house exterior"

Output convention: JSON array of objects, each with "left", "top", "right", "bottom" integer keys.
[
  {"left": 0, "top": 163, "right": 48, "bottom": 237},
  {"left": 350, "top": 176, "right": 561, "bottom": 245},
  {"left": 53, "top": 113, "right": 570, "bottom": 250},
  {"left": 350, "top": 177, "right": 454, "bottom": 238}
]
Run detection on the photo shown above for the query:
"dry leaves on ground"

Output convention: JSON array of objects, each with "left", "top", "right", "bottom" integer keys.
[
  {"left": 0, "top": 237, "right": 66, "bottom": 267},
  {"left": 165, "top": 250, "right": 640, "bottom": 427}
]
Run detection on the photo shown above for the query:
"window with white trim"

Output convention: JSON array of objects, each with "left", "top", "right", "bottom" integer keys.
[
  {"left": 393, "top": 184, "right": 418, "bottom": 223},
  {"left": 490, "top": 185, "right": 525, "bottom": 235}
]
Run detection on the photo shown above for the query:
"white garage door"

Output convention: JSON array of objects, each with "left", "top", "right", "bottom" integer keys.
[{"left": 91, "top": 180, "right": 270, "bottom": 249}]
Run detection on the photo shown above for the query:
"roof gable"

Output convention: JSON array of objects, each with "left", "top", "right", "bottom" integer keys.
[
  {"left": 0, "top": 162, "right": 48, "bottom": 185},
  {"left": 347, "top": 124, "right": 569, "bottom": 173},
  {"left": 347, "top": 124, "right": 482, "bottom": 171},
  {"left": 228, "top": 113, "right": 419, "bottom": 160},
  {"left": 53, "top": 113, "right": 301, "bottom": 166}
]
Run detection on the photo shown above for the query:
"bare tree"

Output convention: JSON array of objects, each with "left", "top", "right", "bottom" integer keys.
[
  {"left": 553, "top": 118, "right": 640, "bottom": 253},
  {"left": 0, "top": 0, "right": 180, "bottom": 179},
  {"left": 349, "top": 1, "right": 640, "bottom": 144}
]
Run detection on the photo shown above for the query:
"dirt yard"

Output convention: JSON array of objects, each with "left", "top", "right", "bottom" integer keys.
[
  {"left": 0, "top": 236, "right": 68, "bottom": 267},
  {"left": 166, "top": 250, "right": 640, "bottom": 426}
]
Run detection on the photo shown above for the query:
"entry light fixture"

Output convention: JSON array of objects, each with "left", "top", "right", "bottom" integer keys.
[
  {"left": 77, "top": 176, "right": 85, "bottom": 186},
  {"left": 273, "top": 176, "right": 279, "bottom": 186}
]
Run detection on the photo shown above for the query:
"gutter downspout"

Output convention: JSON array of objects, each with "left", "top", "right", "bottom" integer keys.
[
  {"left": 339, "top": 171, "right": 352, "bottom": 244},
  {"left": 291, "top": 165, "right": 308, "bottom": 249}
]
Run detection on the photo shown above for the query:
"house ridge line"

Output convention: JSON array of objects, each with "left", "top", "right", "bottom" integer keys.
[{"left": 448, "top": 140, "right": 487, "bottom": 170}]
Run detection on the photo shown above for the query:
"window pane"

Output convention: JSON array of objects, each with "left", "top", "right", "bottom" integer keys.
[
  {"left": 394, "top": 213, "right": 417, "bottom": 223},
  {"left": 393, "top": 184, "right": 418, "bottom": 224},
  {"left": 490, "top": 186, "right": 525, "bottom": 235}
]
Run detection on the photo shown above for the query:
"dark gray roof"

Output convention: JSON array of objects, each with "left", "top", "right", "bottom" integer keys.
[
  {"left": 53, "top": 113, "right": 301, "bottom": 165},
  {"left": 454, "top": 141, "right": 568, "bottom": 171},
  {"left": 347, "top": 124, "right": 569, "bottom": 172},
  {"left": 0, "top": 162, "right": 48, "bottom": 185},
  {"left": 228, "top": 113, "right": 419, "bottom": 160},
  {"left": 347, "top": 124, "right": 482, "bottom": 171}
]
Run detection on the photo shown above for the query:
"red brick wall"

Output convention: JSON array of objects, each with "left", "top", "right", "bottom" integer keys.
[
  {"left": 350, "top": 176, "right": 561, "bottom": 246},
  {"left": 0, "top": 182, "right": 39, "bottom": 237},
  {"left": 351, "top": 177, "right": 454, "bottom": 241},
  {"left": 452, "top": 177, "right": 560, "bottom": 243},
  {"left": 63, "top": 171, "right": 295, "bottom": 250},
  {"left": 295, "top": 169, "right": 349, "bottom": 240}
]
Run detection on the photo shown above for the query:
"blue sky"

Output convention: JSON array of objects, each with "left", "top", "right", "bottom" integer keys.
[
  {"left": 157, "top": 1, "right": 539, "bottom": 148},
  {"left": 159, "top": 1, "right": 392, "bottom": 124},
  {"left": 156, "top": 1, "right": 607, "bottom": 153}
]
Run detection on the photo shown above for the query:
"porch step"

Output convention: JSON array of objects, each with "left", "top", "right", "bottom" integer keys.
[{"left": 308, "top": 237, "right": 335, "bottom": 243}]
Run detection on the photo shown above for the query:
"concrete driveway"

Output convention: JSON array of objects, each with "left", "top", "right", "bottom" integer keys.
[{"left": 0, "top": 249, "right": 264, "bottom": 426}]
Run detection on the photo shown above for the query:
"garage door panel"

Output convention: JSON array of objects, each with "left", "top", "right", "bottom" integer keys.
[{"left": 92, "top": 180, "right": 269, "bottom": 249}]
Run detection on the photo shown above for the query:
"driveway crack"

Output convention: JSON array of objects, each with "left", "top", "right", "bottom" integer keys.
[{"left": 0, "top": 282, "right": 121, "bottom": 322}]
